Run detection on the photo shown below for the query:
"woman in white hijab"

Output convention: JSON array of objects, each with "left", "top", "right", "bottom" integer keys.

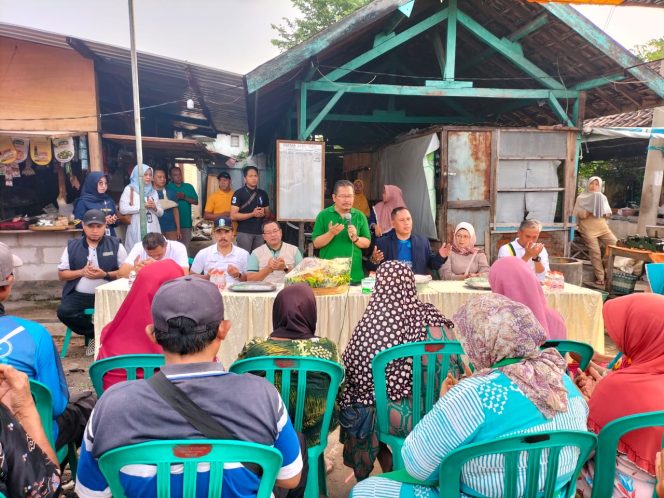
[
  {"left": 573, "top": 176, "right": 617, "bottom": 286},
  {"left": 440, "top": 222, "right": 489, "bottom": 280}
]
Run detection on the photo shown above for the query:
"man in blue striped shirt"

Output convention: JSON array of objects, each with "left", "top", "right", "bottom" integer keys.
[{"left": 75, "top": 276, "right": 303, "bottom": 498}]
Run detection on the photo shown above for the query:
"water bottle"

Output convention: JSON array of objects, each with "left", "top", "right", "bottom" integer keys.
[{"left": 128, "top": 271, "right": 137, "bottom": 288}]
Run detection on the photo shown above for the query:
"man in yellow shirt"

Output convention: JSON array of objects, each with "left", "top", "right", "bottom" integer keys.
[{"left": 204, "top": 171, "right": 233, "bottom": 223}]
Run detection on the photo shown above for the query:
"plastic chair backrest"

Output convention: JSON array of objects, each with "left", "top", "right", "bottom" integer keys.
[
  {"left": 229, "top": 356, "right": 343, "bottom": 446},
  {"left": 646, "top": 263, "right": 664, "bottom": 295},
  {"left": 590, "top": 410, "right": 664, "bottom": 498},
  {"left": 89, "top": 354, "right": 166, "bottom": 397},
  {"left": 372, "top": 340, "right": 465, "bottom": 467},
  {"left": 542, "top": 340, "right": 594, "bottom": 371},
  {"left": 438, "top": 430, "right": 597, "bottom": 498},
  {"left": 29, "top": 380, "right": 56, "bottom": 447},
  {"left": 98, "top": 439, "right": 282, "bottom": 498}
]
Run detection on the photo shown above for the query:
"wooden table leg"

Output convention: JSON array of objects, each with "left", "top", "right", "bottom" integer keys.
[{"left": 605, "top": 248, "right": 615, "bottom": 293}]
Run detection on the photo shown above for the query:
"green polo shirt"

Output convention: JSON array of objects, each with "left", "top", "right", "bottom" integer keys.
[
  {"left": 168, "top": 182, "right": 198, "bottom": 229},
  {"left": 312, "top": 206, "right": 370, "bottom": 283}
]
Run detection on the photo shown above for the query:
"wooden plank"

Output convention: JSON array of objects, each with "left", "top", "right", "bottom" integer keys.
[
  {"left": 88, "top": 132, "right": 103, "bottom": 172},
  {"left": 455, "top": 10, "right": 564, "bottom": 91},
  {"left": 572, "top": 72, "right": 627, "bottom": 91},
  {"left": 0, "top": 36, "right": 98, "bottom": 132},
  {"left": 319, "top": 7, "right": 449, "bottom": 83},
  {"left": 547, "top": 95, "right": 574, "bottom": 127},
  {"left": 497, "top": 188, "right": 565, "bottom": 192},
  {"left": 444, "top": 0, "right": 457, "bottom": 83},
  {"left": 564, "top": 130, "right": 579, "bottom": 257},
  {"left": 447, "top": 200, "right": 490, "bottom": 209},
  {"left": 302, "top": 90, "right": 345, "bottom": 138}
]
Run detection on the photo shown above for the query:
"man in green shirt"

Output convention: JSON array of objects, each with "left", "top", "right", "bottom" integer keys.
[
  {"left": 312, "top": 180, "right": 371, "bottom": 283},
  {"left": 168, "top": 166, "right": 199, "bottom": 248}
]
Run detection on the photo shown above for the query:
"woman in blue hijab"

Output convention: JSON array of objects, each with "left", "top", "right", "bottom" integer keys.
[
  {"left": 73, "top": 172, "right": 118, "bottom": 236},
  {"left": 119, "top": 165, "right": 163, "bottom": 250}
]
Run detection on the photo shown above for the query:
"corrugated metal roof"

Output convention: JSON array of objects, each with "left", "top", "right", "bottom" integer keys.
[{"left": 0, "top": 23, "right": 247, "bottom": 135}]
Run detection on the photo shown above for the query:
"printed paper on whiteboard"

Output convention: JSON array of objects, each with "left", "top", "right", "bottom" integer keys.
[{"left": 276, "top": 140, "right": 325, "bottom": 221}]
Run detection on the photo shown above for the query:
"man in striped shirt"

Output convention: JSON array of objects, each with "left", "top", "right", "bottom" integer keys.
[{"left": 75, "top": 276, "right": 303, "bottom": 498}]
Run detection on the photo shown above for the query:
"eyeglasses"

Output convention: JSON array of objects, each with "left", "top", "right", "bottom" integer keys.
[
  {"left": 263, "top": 229, "right": 281, "bottom": 236},
  {"left": 335, "top": 194, "right": 354, "bottom": 199}
]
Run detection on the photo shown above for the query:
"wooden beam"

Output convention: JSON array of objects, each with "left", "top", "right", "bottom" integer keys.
[
  {"left": 547, "top": 95, "right": 574, "bottom": 127},
  {"left": 318, "top": 7, "right": 449, "bottom": 83},
  {"left": 322, "top": 112, "right": 477, "bottom": 124},
  {"left": 185, "top": 65, "right": 219, "bottom": 134},
  {"left": 456, "top": 9, "right": 564, "bottom": 90},
  {"left": 458, "top": 14, "right": 549, "bottom": 72},
  {"left": 571, "top": 72, "right": 627, "bottom": 91},
  {"left": 88, "top": 132, "right": 103, "bottom": 172},
  {"left": 298, "top": 82, "right": 308, "bottom": 140},
  {"left": 305, "top": 80, "right": 578, "bottom": 99},
  {"left": 542, "top": 3, "right": 664, "bottom": 99},
  {"left": 429, "top": 31, "right": 446, "bottom": 79},
  {"left": 573, "top": 91, "right": 586, "bottom": 127},
  {"left": 444, "top": 0, "right": 457, "bottom": 82},
  {"left": 302, "top": 90, "right": 345, "bottom": 138}
]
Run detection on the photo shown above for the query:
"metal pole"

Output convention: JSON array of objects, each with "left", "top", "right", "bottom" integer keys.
[{"left": 128, "top": 0, "right": 147, "bottom": 237}]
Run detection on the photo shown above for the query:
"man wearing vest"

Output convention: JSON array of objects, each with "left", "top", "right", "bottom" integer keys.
[
  {"left": 57, "top": 209, "right": 127, "bottom": 355},
  {"left": 496, "top": 219, "right": 550, "bottom": 281},
  {"left": 246, "top": 221, "right": 303, "bottom": 284},
  {"left": 231, "top": 165, "right": 271, "bottom": 253}
]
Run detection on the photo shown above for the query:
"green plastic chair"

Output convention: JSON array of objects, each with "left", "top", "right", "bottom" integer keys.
[
  {"left": 98, "top": 439, "right": 282, "bottom": 498},
  {"left": 591, "top": 410, "right": 664, "bottom": 498},
  {"left": 229, "top": 355, "right": 344, "bottom": 498},
  {"left": 61, "top": 308, "right": 94, "bottom": 358},
  {"left": 372, "top": 340, "right": 465, "bottom": 469},
  {"left": 542, "top": 340, "right": 594, "bottom": 371},
  {"left": 431, "top": 430, "right": 597, "bottom": 498},
  {"left": 29, "top": 380, "right": 78, "bottom": 478},
  {"left": 89, "top": 354, "right": 165, "bottom": 397}
]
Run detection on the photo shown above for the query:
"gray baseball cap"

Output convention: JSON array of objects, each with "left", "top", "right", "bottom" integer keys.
[
  {"left": 0, "top": 243, "right": 23, "bottom": 286},
  {"left": 152, "top": 276, "right": 224, "bottom": 332},
  {"left": 83, "top": 209, "right": 106, "bottom": 226}
]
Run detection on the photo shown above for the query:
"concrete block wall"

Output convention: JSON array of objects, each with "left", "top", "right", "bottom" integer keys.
[{"left": 0, "top": 230, "right": 82, "bottom": 300}]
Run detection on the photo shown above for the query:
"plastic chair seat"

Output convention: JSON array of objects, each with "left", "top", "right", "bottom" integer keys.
[
  {"left": 230, "top": 355, "right": 344, "bottom": 498},
  {"left": 88, "top": 354, "right": 166, "bottom": 397},
  {"left": 372, "top": 340, "right": 465, "bottom": 470},
  {"left": 98, "top": 439, "right": 282, "bottom": 498},
  {"left": 61, "top": 308, "right": 94, "bottom": 358}
]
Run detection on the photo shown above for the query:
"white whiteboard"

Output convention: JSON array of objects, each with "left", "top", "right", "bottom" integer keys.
[{"left": 276, "top": 140, "right": 325, "bottom": 221}]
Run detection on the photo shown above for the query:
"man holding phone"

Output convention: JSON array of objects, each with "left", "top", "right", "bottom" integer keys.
[{"left": 231, "top": 165, "right": 271, "bottom": 253}]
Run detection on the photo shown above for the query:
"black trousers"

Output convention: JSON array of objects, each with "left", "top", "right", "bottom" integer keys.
[
  {"left": 55, "top": 390, "right": 97, "bottom": 449},
  {"left": 57, "top": 291, "right": 96, "bottom": 337}
]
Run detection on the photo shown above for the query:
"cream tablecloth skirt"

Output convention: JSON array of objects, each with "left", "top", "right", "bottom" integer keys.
[{"left": 94, "top": 280, "right": 605, "bottom": 364}]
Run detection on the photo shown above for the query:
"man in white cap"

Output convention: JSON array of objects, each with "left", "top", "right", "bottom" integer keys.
[{"left": 0, "top": 242, "right": 95, "bottom": 455}]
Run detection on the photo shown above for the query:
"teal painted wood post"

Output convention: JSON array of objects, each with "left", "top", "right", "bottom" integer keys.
[
  {"left": 298, "top": 82, "right": 308, "bottom": 140},
  {"left": 444, "top": 0, "right": 457, "bottom": 82},
  {"left": 302, "top": 90, "right": 345, "bottom": 139},
  {"left": 547, "top": 95, "right": 574, "bottom": 127}
]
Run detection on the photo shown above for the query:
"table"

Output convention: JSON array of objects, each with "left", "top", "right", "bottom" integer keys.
[
  {"left": 94, "top": 280, "right": 605, "bottom": 364},
  {"left": 605, "top": 245, "right": 664, "bottom": 292}
]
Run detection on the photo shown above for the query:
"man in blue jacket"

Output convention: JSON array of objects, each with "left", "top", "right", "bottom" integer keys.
[{"left": 370, "top": 207, "right": 449, "bottom": 276}]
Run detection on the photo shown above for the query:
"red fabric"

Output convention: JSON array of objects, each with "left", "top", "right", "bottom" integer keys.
[
  {"left": 96, "top": 259, "right": 184, "bottom": 390},
  {"left": 488, "top": 257, "right": 566, "bottom": 340},
  {"left": 588, "top": 293, "right": 664, "bottom": 475}
]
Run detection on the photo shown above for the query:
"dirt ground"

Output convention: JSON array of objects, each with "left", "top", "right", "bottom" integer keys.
[
  {"left": 4, "top": 299, "right": 363, "bottom": 498},
  {"left": 6, "top": 297, "right": 617, "bottom": 497}
]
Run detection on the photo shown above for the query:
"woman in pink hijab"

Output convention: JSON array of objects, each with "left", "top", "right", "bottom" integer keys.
[
  {"left": 489, "top": 256, "right": 566, "bottom": 340},
  {"left": 369, "top": 185, "right": 407, "bottom": 237}
]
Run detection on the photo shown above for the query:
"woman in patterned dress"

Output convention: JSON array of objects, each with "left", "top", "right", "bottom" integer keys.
[
  {"left": 351, "top": 293, "right": 588, "bottom": 498},
  {"left": 338, "top": 260, "right": 457, "bottom": 481},
  {"left": 237, "top": 283, "right": 341, "bottom": 446}
]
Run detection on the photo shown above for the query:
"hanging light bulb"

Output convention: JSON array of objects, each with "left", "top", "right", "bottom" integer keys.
[{"left": 186, "top": 98, "right": 194, "bottom": 110}]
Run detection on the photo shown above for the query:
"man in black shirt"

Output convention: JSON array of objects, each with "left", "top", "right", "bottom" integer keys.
[{"left": 230, "top": 165, "right": 271, "bottom": 253}]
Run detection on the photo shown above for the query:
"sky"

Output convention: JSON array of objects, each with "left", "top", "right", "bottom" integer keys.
[{"left": 0, "top": 1, "right": 662, "bottom": 74}]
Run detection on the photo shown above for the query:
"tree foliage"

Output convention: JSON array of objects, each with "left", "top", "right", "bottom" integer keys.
[
  {"left": 633, "top": 37, "right": 664, "bottom": 63},
  {"left": 271, "top": 0, "right": 370, "bottom": 51}
]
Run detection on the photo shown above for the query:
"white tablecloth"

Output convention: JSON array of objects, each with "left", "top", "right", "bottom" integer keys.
[{"left": 94, "top": 280, "right": 605, "bottom": 364}]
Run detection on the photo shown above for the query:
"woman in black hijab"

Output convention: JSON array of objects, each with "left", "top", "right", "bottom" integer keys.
[{"left": 237, "top": 284, "right": 341, "bottom": 445}]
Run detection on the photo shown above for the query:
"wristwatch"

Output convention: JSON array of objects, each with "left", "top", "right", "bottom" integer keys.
[{"left": 532, "top": 256, "right": 541, "bottom": 262}]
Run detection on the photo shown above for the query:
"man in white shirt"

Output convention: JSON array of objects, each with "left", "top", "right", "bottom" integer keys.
[
  {"left": 497, "top": 219, "right": 550, "bottom": 281},
  {"left": 190, "top": 217, "right": 249, "bottom": 289},
  {"left": 57, "top": 209, "right": 127, "bottom": 353},
  {"left": 246, "top": 221, "right": 303, "bottom": 284},
  {"left": 118, "top": 232, "right": 190, "bottom": 277}
]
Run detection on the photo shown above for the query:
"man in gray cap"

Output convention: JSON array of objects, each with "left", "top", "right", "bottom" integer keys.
[
  {"left": 0, "top": 242, "right": 95, "bottom": 457},
  {"left": 57, "top": 209, "right": 127, "bottom": 355},
  {"left": 76, "top": 276, "right": 304, "bottom": 497}
]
